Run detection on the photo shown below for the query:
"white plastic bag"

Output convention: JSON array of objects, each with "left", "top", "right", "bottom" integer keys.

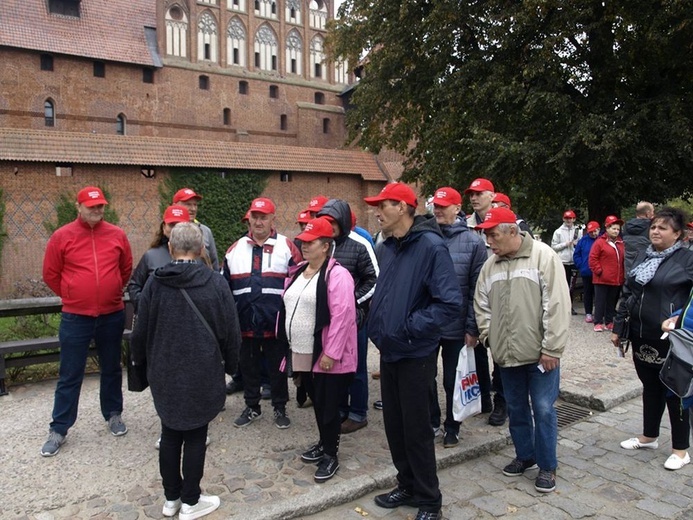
[{"left": 452, "top": 345, "right": 482, "bottom": 422}]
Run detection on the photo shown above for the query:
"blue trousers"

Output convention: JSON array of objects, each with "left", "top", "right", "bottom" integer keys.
[
  {"left": 50, "top": 310, "right": 125, "bottom": 436},
  {"left": 500, "top": 362, "right": 560, "bottom": 471}
]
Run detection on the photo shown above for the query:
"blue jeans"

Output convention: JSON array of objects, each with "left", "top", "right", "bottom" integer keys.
[
  {"left": 340, "top": 325, "right": 369, "bottom": 422},
  {"left": 499, "top": 363, "right": 560, "bottom": 471},
  {"left": 50, "top": 310, "right": 125, "bottom": 436}
]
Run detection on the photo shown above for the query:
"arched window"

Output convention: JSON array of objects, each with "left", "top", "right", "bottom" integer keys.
[
  {"left": 280, "top": 114, "right": 287, "bottom": 130},
  {"left": 309, "top": 0, "right": 327, "bottom": 30},
  {"left": 227, "top": 18, "right": 246, "bottom": 66},
  {"left": 116, "top": 113, "right": 126, "bottom": 135},
  {"left": 285, "top": 30, "right": 302, "bottom": 75},
  {"left": 227, "top": 0, "right": 245, "bottom": 12},
  {"left": 44, "top": 99, "right": 55, "bottom": 127},
  {"left": 165, "top": 5, "right": 188, "bottom": 57},
  {"left": 285, "top": 0, "right": 301, "bottom": 24},
  {"left": 334, "top": 59, "right": 349, "bottom": 84},
  {"left": 199, "top": 75, "right": 210, "bottom": 89},
  {"left": 322, "top": 118, "right": 330, "bottom": 133},
  {"left": 255, "top": 0, "right": 277, "bottom": 19},
  {"left": 310, "top": 35, "right": 326, "bottom": 80},
  {"left": 197, "top": 12, "right": 218, "bottom": 62},
  {"left": 269, "top": 85, "right": 279, "bottom": 98},
  {"left": 223, "top": 108, "right": 231, "bottom": 125},
  {"left": 239, "top": 80, "right": 248, "bottom": 94},
  {"left": 254, "top": 25, "right": 278, "bottom": 71}
]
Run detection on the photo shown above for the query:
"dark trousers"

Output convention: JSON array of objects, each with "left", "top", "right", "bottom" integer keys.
[
  {"left": 302, "top": 371, "right": 353, "bottom": 456},
  {"left": 50, "top": 310, "right": 125, "bottom": 435},
  {"left": 340, "top": 325, "right": 369, "bottom": 422},
  {"left": 581, "top": 276, "right": 595, "bottom": 315},
  {"left": 633, "top": 354, "right": 690, "bottom": 450},
  {"left": 381, "top": 351, "right": 441, "bottom": 513},
  {"left": 563, "top": 263, "right": 575, "bottom": 301},
  {"left": 240, "top": 337, "right": 288, "bottom": 409},
  {"left": 593, "top": 284, "right": 620, "bottom": 326},
  {"left": 475, "top": 344, "right": 492, "bottom": 399},
  {"left": 159, "top": 422, "right": 209, "bottom": 505}
]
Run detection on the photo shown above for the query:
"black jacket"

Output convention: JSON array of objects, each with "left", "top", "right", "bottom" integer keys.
[
  {"left": 131, "top": 262, "right": 241, "bottom": 431},
  {"left": 622, "top": 218, "right": 651, "bottom": 273},
  {"left": 614, "top": 247, "right": 693, "bottom": 339},
  {"left": 318, "top": 199, "right": 378, "bottom": 322},
  {"left": 127, "top": 242, "right": 172, "bottom": 312}
]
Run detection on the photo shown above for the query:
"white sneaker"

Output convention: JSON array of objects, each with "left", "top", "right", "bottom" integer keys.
[
  {"left": 162, "top": 498, "right": 181, "bottom": 517},
  {"left": 179, "top": 495, "right": 220, "bottom": 520},
  {"left": 620, "top": 437, "right": 658, "bottom": 450},
  {"left": 155, "top": 436, "right": 211, "bottom": 450},
  {"left": 664, "top": 452, "right": 690, "bottom": 470}
]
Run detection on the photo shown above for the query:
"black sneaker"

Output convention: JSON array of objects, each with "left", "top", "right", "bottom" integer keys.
[
  {"left": 274, "top": 408, "right": 291, "bottom": 429},
  {"left": 301, "top": 442, "right": 324, "bottom": 463},
  {"left": 373, "top": 400, "right": 383, "bottom": 410},
  {"left": 502, "top": 458, "right": 538, "bottom": 477},
  {"left": 225, "top": 380, "right": 243, "bottom": 395},
  {"left": 314, "top": 455, "right": 339, "bottom": 482},
  {"left": 535, "top": 469, "right": 556, "bottom": 492},
  {"left": 374, "top": 487, "right": 416, "bottom": 509},
  {"left": 488, "top": 395, "right": 507, "bottom": 426},
  {"left": 415, "top": 510, "right": 442, "bottom": 520},
  {"left": 443, "top": 431, "right": 459, "bottom": 448},
  {"left": 233, "top": 406, "right": 261, "bottom": 428}
]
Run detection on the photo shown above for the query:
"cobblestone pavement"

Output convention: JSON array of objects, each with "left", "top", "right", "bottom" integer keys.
[{"left": 2, "top": 313, "right": 687, "bottom": 520}]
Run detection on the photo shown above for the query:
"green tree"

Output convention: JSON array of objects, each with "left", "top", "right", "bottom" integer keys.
[{"left": 328, "top": 0, "right": 693, "bottom": 224}]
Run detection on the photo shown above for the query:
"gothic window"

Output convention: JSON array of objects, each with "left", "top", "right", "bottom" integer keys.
[
  {"left": 166, "top": 6, "right": 188, "bottom": 57},
  {"left": 334, "top": 59, "right": 349, "bottom": 84},
  {"left": 255, "top": 0, "right": 277, "bottom": 19},
  {"left": 223, "top": 108, "right": 231, "bottom": 125},
  {"left": 322, "top": 118, "right": 330, "bottom": 133},
  {"left": 116, "top": 114, "right": 126, "bottom": 135},
  {"left": 227, "top": 0, "right": 245, "bottom": 12},
  {"left": 309, "top": 0, "right": 327, "bottom": 30},
  {"left": 254, "top": 25, "right": 278, "bottom": 71},
  {"left": 310, "top": 35, "right": 326, "bottom": 80},
  {"left": 285, "top": 0, "right": 301, "bottom": 24},
  {"left": 239, "top": 80, "right": 248, "bottom": 94},
  {"left": 280, "top": 114, "right": 287, "bottom": 130},
  {"left": 269, "top": 85, "right": 279, "bottom": 98},
  {"left": 197, "top": 12, "right": 218, "bottom": 62},
  {"left": 44, "top": 99, "right": 55, "bottom": 127},
  {"left": 285, "top": 30, "right": 302, "bottom": 75},
  {"left": 227, "top": 18, "right": 246, "bottom": 67},
  {"left": 199, "top": 75, "right": 210, "bottom": 89}
]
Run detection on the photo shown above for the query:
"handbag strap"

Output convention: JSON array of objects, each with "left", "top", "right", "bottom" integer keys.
[{"left": 180, "top": 288, "right": 219, "bottom": 348}]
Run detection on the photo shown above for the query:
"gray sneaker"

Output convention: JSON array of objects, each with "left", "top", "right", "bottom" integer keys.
[
  {"left": 274, "top": 408, "right": 291, "bottom": 429},
  {"left": 108, "top": 414, "right": 128, "bottom": 436},
  {"left": 41, "top": 430, "right": 66, "bottom": 457}
]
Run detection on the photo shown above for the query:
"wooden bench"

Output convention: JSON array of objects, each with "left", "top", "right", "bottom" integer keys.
[
  {"left": 0, "top": 297, "right": 134, "bottom": 396},
  {"left": 0, "top": 330, "right": 132, "bottom": 396}
]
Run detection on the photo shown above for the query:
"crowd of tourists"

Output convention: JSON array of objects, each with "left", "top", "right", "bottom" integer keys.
[{"left": 36, "top": 183, "right": 693, "bottom": 520}]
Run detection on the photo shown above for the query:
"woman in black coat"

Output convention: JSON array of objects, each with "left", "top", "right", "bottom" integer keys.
[
  {"left": 131, "top": 222, "right": 241, "bottom": 520},
  {"left": 612, "top": 207, "right": 693, "bottom": 471}
]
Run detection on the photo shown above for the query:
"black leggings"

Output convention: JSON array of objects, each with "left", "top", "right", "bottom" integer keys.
[
  {"left": 159, "top": 422, "right": 209, "bottom": 505},
  {"left": 633, "top": 348, "right": 690, "bottom": 450}
]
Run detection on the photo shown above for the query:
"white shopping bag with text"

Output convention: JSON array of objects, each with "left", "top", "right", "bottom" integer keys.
[{"left": 452, "top": 345, "right": 482, "bottom": 422}]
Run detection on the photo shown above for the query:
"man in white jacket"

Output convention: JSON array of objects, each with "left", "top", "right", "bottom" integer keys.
[{"left": 551, "top": 210, "right": 581, "bottom": 315}]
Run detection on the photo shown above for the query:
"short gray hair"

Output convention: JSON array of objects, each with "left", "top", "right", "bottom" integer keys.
[
  {"left": 496, "top": 223, "right": 518, "bottom": 234},
  {"left": 169, "top": 222, "right": 204, "bottom": 257}
]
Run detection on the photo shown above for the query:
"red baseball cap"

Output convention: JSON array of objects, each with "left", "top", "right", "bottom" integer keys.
[
  {"left": 474, "top": 207, "right": 518, "bottom": 229},
  {"left": 297, "top": 210, "right": 311, "bottom": 224},
  {"left": 296, "top": 217, "right": 334, "bottom": 242},
  {"left": 173, "top": 188, "right": 202, "bottom": 203},
  {"left": 249, "top": 197, "right": 276, "bottom": 214},
  {"left": 77, "top": 186, "right": 108, "bottom": 207},
  {"left": 464, "top": 178, "right": 495, "bottom": 194},
  {"left": 492, "top": 193, "right": 511, "bottom": 208},
  {"left": 364, "top": 183, "right": 418, "bottom": 207},
  {"left": 586, "top": 221, "right": 600, "bottom": 233},
  {"left": 563, "top": 210, "right": 576, "bottom": 219},
  {"left": 604, "top": 215, "right": 624, "bottom": 227},
  {"left": 432, "top": 187, "right": 462, "bottom": 206},
  {"left": 163, "top": 205, "right": 190, "bottom": 224},
  {"left": 306, "top": 195, "right": 329, "bottom": 213}
]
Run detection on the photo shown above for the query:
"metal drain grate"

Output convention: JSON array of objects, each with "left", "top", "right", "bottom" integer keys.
[{"left": 555, "top": 402, "right": 593, "bottom": 429}]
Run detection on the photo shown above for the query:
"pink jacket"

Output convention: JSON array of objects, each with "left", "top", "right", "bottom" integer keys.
[{"left": 282, "top": 258, "right": 357, "bottom": 374}]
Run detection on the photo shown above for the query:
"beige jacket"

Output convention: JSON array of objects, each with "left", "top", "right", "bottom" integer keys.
[{"left": 474, "top": 233, "right": 570, "bottom": 367}]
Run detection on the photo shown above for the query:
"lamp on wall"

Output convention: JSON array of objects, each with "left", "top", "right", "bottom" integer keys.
[{"left": 140, "top": 167, "right": 155, "bottom": 178}]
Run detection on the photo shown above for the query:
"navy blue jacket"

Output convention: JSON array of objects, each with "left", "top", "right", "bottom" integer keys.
[
  {"left": 439, "top": 217, "right": 486, "bottom": 340},
  {"left": 368, "top": 215, "right": 462, "bottom": 362},
  {"left": 573, "top": 234, "right": 597, "bottom": 277}
]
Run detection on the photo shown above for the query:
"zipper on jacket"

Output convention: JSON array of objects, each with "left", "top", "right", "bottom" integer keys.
[{"left": 91, "top": 228, "right": 100, "bottom": 315}]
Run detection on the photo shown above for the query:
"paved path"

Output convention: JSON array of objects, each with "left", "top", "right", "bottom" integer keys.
[{"left": 2, "top": 313, "right": 686, "bottom": 520}]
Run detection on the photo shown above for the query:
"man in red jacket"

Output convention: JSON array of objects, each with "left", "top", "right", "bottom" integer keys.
[{"left": 41, "top": 186, "right": 133, "bottom": 457}]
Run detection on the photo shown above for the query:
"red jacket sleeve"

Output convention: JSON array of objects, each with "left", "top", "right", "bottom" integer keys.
[{"left": 42, "top": 233, "right": 64, "bottom": 296}]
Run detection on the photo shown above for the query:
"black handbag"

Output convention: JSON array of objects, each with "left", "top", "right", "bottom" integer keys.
[{"left": 659, "top": 328, "right": 693, "bottom": 398}]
